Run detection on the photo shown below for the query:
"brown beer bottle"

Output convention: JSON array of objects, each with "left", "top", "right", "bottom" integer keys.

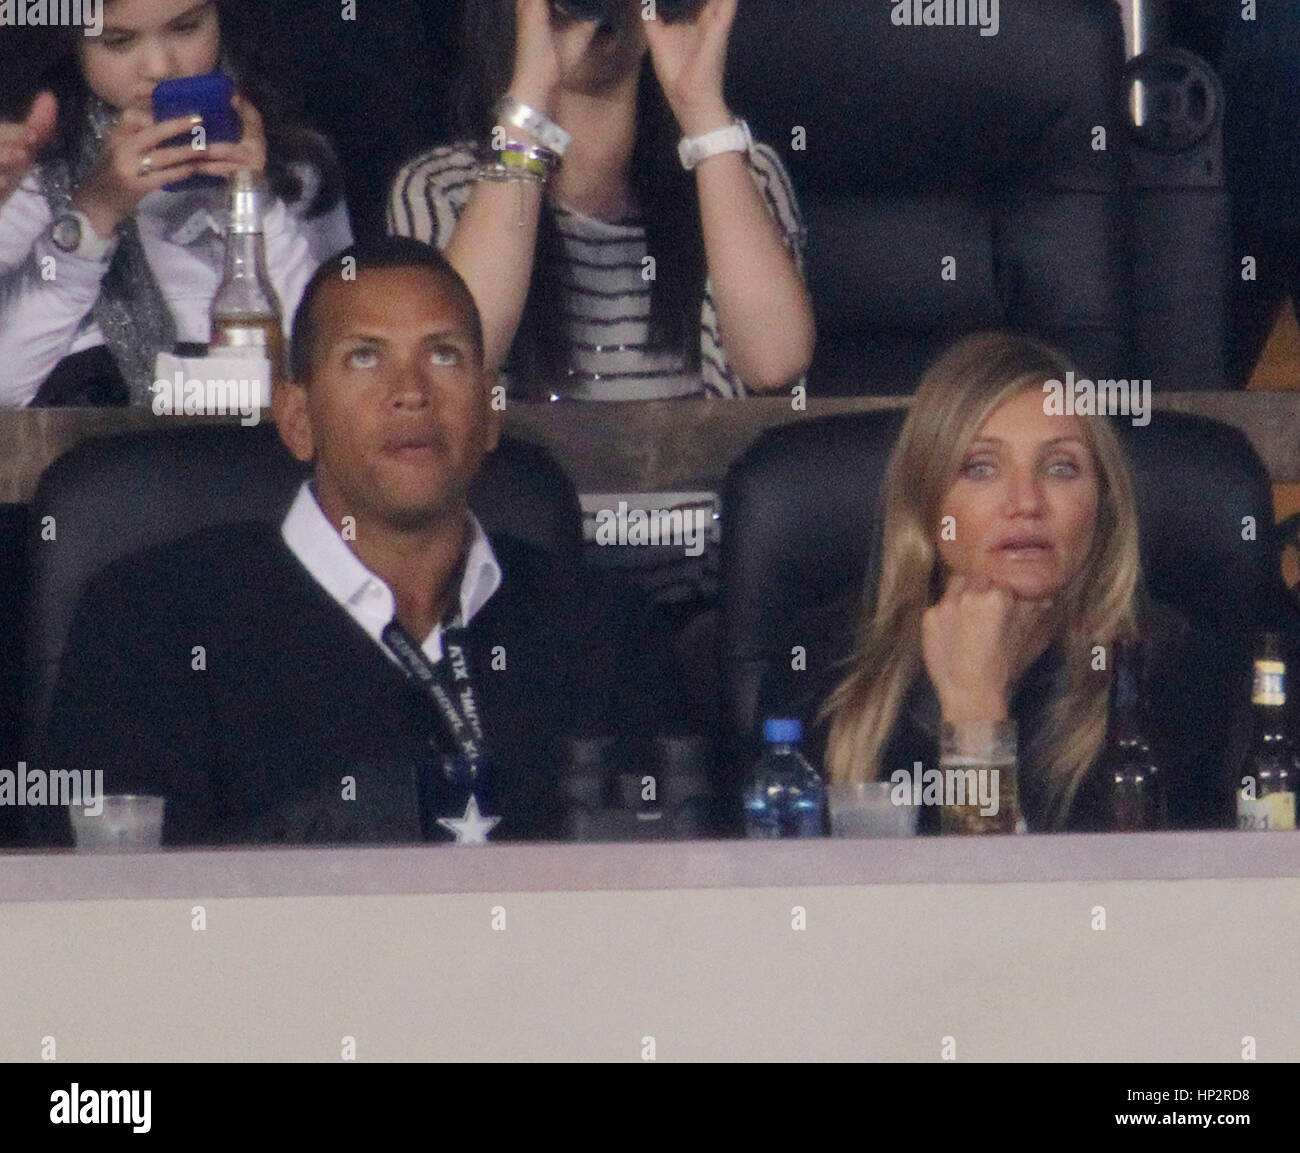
[
  {"left": 1237, "top": 632, "right": 1298, "bottom": 831},
  {"left": 1099, "top": 638, "right": 1165, "bottom": 831}
]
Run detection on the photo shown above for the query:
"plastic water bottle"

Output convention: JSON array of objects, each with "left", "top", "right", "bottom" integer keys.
[{"left": 743, "top": 718, "right": 827, "bottom": 838}]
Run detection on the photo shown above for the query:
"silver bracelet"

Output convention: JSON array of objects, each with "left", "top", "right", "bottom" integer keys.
[
  {"left": 938, "top": 719, "right": 1018, "bottom": 768},
  {"left": 496, "top": 95, "right": 571, "bottom": 158}
]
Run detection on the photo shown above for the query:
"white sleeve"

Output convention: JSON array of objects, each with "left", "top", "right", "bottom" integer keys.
[
  {"left": 300, "top": 198, "right": 353, "bottom": 265},
  {"left": 0, "top": 171, "right": 47, "bottom": 273},
  {"left": 0, "top": 180, "right": 115, "bottom": 407},
  {"left": 261, "top": 196, "right": 326, "bottom": 341},
  {"left": 284, "top": 162, "right": 353, "bottom": 264}
]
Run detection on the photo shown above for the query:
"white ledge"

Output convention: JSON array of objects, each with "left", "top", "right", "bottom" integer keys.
[{"left": 2, "top": 830, "right": 1299, "bottom": 903}]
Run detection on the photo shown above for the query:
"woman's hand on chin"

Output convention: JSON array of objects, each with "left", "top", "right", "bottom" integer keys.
[{"left": 922, "top": 572, "right": 1060, "bottom": 724}]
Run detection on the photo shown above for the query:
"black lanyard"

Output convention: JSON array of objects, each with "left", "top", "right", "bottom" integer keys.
[{"left": 382, "top": 616, "right": 487, "bottom": 765}]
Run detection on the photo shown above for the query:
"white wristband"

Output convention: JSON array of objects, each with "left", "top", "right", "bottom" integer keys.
[
  {"left": 497, "top": 96, "right": 571, "bottom": 158},
  {"left": 678, "top": 119, "right": 752, "bottom": 171}
]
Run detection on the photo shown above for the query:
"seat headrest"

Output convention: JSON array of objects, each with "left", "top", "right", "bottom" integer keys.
[
  {"left": 726, "top": 0, "right": 1123, "bottom": 193},
  {"left": 722, "top": 407, "right": 1279, "bottom": 667}
]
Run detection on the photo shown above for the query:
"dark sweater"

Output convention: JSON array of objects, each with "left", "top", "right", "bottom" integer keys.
[
  {"left": 32, "top": 522, "right": 679, "bottom": 847},
  {"left": 758, "top": 596, "right": 1251, "bottom": 832}
]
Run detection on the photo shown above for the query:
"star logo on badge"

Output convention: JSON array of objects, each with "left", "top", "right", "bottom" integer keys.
[{"left": 436, "top": 794, "right": 502, "bottom": 845}]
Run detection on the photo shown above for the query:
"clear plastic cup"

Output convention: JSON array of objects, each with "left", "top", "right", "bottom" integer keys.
[
  {"left": 68, "top": 795, "right": 166, "bottom": 853},
  {"left": 828, "top": 781, "right": 918, "bottom": 838}
]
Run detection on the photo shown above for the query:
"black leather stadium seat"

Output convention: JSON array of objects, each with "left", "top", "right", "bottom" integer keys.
[
  {"left": 22, "top": 424, "right": 582, "bottom": 744},
  {"left": 727, "top": 0, "right": 1130, "bottom": 393},
  {"left": 720, "top": 407, "right": 1294, "bottom": 747},
  {"left": 726, "top": 0, "right": 1231, "bottom": 392}
]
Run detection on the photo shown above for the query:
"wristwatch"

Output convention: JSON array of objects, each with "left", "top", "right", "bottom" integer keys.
[
  {"left": 678, "top": 119, "right": 752, "bottom": 171},
  {"left": 50, "top": 209, "right": 116, "bottom": 261}
]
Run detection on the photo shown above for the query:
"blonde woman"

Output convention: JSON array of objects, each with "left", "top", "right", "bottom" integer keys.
[{"left": 760, "top": 331, "right": 1242, "bottom": 832}]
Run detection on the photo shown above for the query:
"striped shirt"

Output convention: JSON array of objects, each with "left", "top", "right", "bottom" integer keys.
[{"left": 388, "top": 139, "right": 807, "bottom": 399}]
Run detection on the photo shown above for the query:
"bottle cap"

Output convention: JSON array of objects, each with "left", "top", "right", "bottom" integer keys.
[
  {"left": 763, "top": 718, "right": 802, "bottom": 744},
  {"left": 228, "top": 170, "right": 262, "bottom": 234}
]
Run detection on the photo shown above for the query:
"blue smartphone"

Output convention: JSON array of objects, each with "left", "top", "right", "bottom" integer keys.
[{"left": 150, "top": 72, "right": 241, "bottom": 192}]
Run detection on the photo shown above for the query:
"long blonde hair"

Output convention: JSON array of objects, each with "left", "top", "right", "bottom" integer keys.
[{"left": 821, "top": 332, "right": 1142, "bottom": 827}]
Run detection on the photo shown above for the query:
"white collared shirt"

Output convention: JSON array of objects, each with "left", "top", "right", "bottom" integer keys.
[{"left": 281, "top": 480, "right": 502, "bottom": 666}]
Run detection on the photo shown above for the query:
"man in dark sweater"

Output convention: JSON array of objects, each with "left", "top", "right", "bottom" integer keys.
[{"left": 35, "top": 238, "right": 675, "bottom": 847}]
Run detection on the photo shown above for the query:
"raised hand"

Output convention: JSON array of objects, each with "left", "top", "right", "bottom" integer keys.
[
  {"left": 510, "top": 0, "right": 601, "bottom": 112},
  {"left": 643, "top": 0, "right": 737, "bottom": 136},
  {"left": 0, "top": 91, "right": 57, "bottom": 206}
]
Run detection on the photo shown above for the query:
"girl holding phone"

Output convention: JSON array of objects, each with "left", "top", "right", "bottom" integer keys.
[
  {"left": 389, "top": 0, "right": 815, "bottom": 400},
  {"left": 0, "top": 0, "right": 351, "bottom": 406}
]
